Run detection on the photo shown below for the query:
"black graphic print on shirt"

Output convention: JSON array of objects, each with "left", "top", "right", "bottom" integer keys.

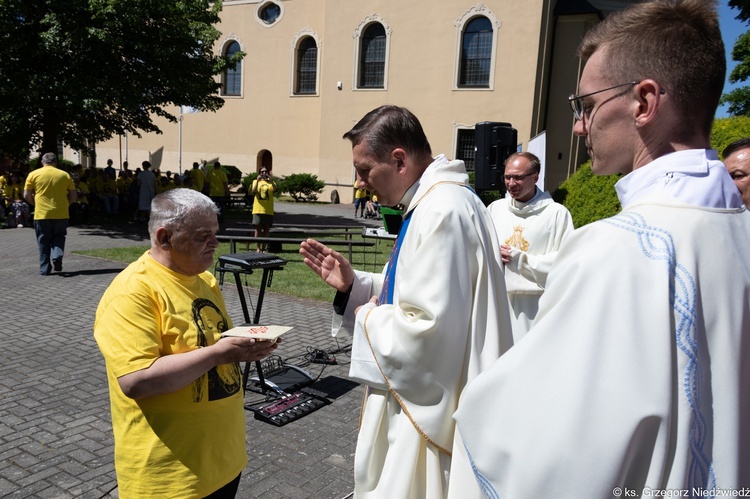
[{"left": 191, "top": 298, "right": 242, "bottom": 402}]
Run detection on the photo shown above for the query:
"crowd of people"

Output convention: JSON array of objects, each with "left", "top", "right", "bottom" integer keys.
[{"left": 0, "top": 158, "right": 240, "bottom": 228}]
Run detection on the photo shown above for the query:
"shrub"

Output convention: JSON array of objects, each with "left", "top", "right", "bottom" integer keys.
[
  {"left": 29, "top": 155, "right": 76, "bottom": 172},
  {"left": 553, "top": 161, "right": 622, "bottom": 228},
  {"left": 278, "top": 173, "right": 325, "bottom": 202},
  {"left": 467, "top": 170, "right": 502, "bottom": 205}
]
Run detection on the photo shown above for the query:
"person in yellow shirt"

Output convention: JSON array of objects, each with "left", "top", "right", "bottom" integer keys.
[
  {"left": 94, "top": 188, "right": 279, "bottom": 498},
  {"left": 206, "top": 161, "right": 230, "bottom": 223},
  {"left": 251, "top": 167, "right": 277, "bottom": 252},
  {"left": 23, "top": 153, "right": 77, "bottom": 275},
  {"left": 70, "top": 173, "right": 91, "bottom": 225},
  {"left": 353, "top": 182, "right": 368, "bottom": 218},
  {"left": 188, "top": 162, "right": 206, "bottom": 193},
  {"left": 101, "top": 169, "right": 119, "bottom": 215},
  {"left": 5, "top": 172, "right": 31, "bottom": 227}
]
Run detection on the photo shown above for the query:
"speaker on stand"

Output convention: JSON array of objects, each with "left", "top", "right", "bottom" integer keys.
[{"left": 474, "top": 122, "right": 518, "bottom": 194}]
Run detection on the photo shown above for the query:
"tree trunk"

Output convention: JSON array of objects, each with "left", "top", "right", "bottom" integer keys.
[{"left": 41, "top": 107, "right": 58, "bottom": 156}]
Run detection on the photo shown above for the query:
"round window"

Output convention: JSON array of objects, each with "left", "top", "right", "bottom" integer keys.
[{"left": 259, "top": 3, "right": 281, "bottom": 25}]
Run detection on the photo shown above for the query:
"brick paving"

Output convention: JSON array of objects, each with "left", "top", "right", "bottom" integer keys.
[{"left": 0, "top": 201, "right": 381, "bottom": 498}]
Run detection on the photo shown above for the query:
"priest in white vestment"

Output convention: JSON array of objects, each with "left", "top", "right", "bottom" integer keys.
[
  {"left": 722, "top": 138, "right": 750, "bottom": 209},
  {"left": 487, "top": 151, "right": 574, "bottom": 341},
  {"left": 300, "top": 105, "right": 513, "bottom": 498},
  {"left": 453, "top": 1, "right": 750, "bottom": 497}
]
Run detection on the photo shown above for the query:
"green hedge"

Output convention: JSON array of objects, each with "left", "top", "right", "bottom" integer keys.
[
  {"left": 553, "top": 162, "right": 622, "bottom": 228},
  {"left": 711, "top": 116, "right": 750, "bottom": 158}
]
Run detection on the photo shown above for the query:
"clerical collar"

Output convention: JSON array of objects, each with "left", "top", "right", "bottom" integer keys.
[
  {"left": 398, "top": 179, "right": 420, "bottom": 214},
  {"left": 615, "top": 149, "right": 743, "bottom": 210}
]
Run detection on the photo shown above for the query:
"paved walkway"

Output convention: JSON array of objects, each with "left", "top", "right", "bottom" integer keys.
[{"left": 0, "top": 201, "right": 381, "bottom": 498}]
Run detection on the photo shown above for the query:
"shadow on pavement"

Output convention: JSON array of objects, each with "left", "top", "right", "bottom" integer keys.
[{"left": 59, "top": 268, "right": 126, "bottom": 277}]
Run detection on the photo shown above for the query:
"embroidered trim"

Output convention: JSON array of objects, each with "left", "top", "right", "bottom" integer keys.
[
  {"left": 465, "top": 444, "right": 501, "bottom": 499},
  {"left": 605, "top": 212, "right": 716, "bottom": 490},
  {"left": 407, "top": 180, "right": 471, "bottom": 214}
]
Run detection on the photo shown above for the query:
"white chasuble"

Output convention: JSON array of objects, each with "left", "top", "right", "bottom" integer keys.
[
  {"left": 487, "top": 190, "right": 574, "bottom": 341},
  {"left": 334, "top": 155, "right": 513, "bottom": 498},
  {"left": 453, "top": 150, "right": 750, "bottom": 498}
]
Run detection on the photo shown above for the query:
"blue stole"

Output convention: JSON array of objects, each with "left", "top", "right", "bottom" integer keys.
[{"left": 378, "top": 211, "right": 413, "bottom": 305}]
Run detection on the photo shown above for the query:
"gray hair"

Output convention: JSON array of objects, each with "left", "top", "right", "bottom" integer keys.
[
  {"left": 41, "top": 153, "right": 58, "bottom": 165},
  {"left": 148, "top": 188, "right": 219, "bottom": 243}
]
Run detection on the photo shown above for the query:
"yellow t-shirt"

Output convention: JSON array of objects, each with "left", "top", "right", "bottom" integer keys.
[
  {"left": 207, "top": 168, "right": 228, "bottom": 197},
  {"left": 24, "top": 165, "right": 74, "bottom": 219},
  {"left": 78, "top": 181, "right": 90, "bottom": 204},
  {"left": 2, "top": 182, "right": 16, "bottom": 200},
  {"left": 102, "top": 177, "right": 116, "bottom": 196},
  {"left": 354, "top": 185, "right": 367, "bottom": 199},
  {"left": 189, "top": 168, "right": 206, "bottom": 192},
  {"left": 94, "top": 252, "right": 247, "bottom": 498},
  {"left": 251, "top": 179, "right": 275, "bottom": 215},
  {"left": 115, "top": 176, "right": 131, "bottom": 196}
]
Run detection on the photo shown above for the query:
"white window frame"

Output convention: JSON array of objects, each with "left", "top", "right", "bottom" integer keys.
[
  {"left": 290, "top": 28, "right": 321, "bottom": 97},
  {"left": 453, "top": 5, "right": 501, "bottom": 91},
  {"left": 220, "top": 36, "right": 245, "bottom": 98},
  {"left": 352, "top": 13, "right": 392, "bottom": 91}
]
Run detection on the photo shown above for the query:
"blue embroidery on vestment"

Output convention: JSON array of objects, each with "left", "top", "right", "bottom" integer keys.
[
  {"left": 604, "top": 213, "right": 716, "bottom": 490},
  {"left": 379, "top": 212, "right": 413, "bottom": 305},
  {"left": 465, "top": 444, "right": 501, "bottom": 499}
]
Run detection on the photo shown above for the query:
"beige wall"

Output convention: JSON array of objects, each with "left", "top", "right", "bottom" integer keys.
[{"left": 87, "top": 0, "right": 635, "bottom": 202}]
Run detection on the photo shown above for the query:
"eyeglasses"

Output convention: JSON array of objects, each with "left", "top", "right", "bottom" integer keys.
[
  {"left": 568, "top": 81, "right": 637, "bottom": 121},
  {"left": 504, "top": 172, "right": 536, "bottom": 182}
]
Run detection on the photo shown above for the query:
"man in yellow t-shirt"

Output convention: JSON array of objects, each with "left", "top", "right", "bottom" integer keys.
[
  {"left": 23, "top": 152, "right": 77, "bottom": 275},
  {"left": 94, "top": 188, "right": 280, "bottom": 498},
  {"left": 353, "top": 182, "right": 368, "bottom": 218},
  {"left": 188, "top": 161, "right": 207, "bottom": 193},
  {"left": 207, "top": 161, "right": 229, "bottom": 223},
  {"left": 251, "top": 167, "right": 277, "bottom": 252}
]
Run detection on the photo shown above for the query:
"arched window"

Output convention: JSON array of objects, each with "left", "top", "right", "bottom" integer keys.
[
  {"left": 222, "top": 41, "right": 242, "bottom": 96},
  {"left": 358, "top": 23, "right": 386, "bottom": 88},
  {"left": 459, "top": 16, "right": 493, "bottom": 87},
  {"left": 296, "top": 37, "right": 318, "bottom": 94}
]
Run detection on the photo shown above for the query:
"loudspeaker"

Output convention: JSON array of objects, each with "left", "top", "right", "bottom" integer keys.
[{"left": 474, "top": 122, "right": 518, "bottom": 192}]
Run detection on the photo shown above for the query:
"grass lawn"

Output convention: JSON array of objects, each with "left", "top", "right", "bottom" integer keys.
[{"left": 75, "top": 237, "right": 393, "bottom": 302}]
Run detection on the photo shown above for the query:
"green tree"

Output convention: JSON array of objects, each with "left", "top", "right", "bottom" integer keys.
[
  {"left": 711, "top": 115, "right": 750, "bottom": 155},
  {"left": 0, "top": 0, "right": 241, "bottom": 159},
  {"left": 721, "top": 1, "right": 750, "bottom": 116}
]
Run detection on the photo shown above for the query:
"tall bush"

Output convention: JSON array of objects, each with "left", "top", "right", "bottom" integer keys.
[
  {"left": 278, "top": 173, "right": 325, "bottom": 202},
  {"left": 553, "top": 162, "right": 622, "bottom": 228}
]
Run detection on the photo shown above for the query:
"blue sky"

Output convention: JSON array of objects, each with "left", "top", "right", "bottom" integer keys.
[{"left": 717, "top": 1, "right": 747, "bottom": 117}]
